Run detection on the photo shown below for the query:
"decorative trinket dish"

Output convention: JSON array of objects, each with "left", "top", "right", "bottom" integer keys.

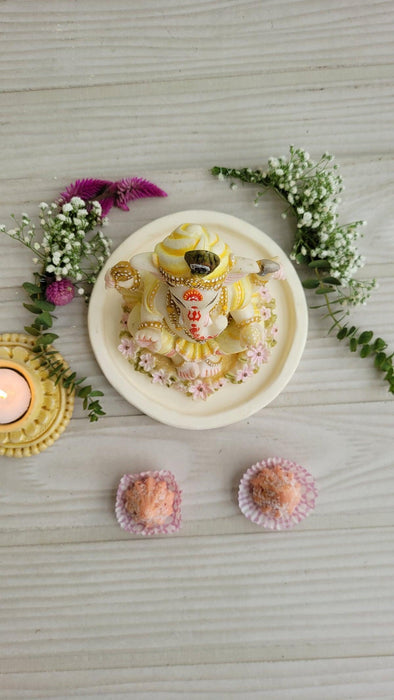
[{"left": 88, "top": 211, "right": 308, "bottom": 429}]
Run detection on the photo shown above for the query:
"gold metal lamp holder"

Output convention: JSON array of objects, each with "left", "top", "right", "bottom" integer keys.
[{"left": 0, "top": 333, "right": 74, "bottom": 457}]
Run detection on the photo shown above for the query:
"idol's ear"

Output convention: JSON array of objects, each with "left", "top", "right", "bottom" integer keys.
[{"left": 130, "top": 252, "right": 162, "bottom": 278}]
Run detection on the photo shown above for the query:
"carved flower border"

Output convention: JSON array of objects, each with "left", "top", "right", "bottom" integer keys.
[{"left": 117, "top": 292, "right": 279, "bottom": 400}]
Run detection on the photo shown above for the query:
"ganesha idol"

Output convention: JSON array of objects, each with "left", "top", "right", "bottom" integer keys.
[{"left": 105, "top": 224, "right": 284, "bottom": 399}]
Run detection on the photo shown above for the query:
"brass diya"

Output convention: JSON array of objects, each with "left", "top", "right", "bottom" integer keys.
[{"left": 0, "top": 333, "right": 74, "bottom": 457}]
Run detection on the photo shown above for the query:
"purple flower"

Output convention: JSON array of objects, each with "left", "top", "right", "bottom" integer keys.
[
  {"left": 45, "top": 278, "right": 75, "bottom": 306},
  {"left": 59, "top": 177, "right": 167, "bottom": 216}
]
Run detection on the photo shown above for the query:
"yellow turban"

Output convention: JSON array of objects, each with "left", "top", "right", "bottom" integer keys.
[{"left": 154, "top": 224, "right": 232, "bottom": 281}]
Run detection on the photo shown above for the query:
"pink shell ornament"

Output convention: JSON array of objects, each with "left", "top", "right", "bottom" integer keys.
[
  {"left": 238, "top": 457, "right": 317, "bottom": 530},
  {"left": 115, "top": 470, "right": 182, "bottom": 536}
]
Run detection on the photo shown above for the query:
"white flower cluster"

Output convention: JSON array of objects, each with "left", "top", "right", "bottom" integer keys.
[
  {"left": 262, "top": 147, "right": 376, "bottom": 305},
  {"left": 4, "top": 197, "right": 112, "bottom": 289}
]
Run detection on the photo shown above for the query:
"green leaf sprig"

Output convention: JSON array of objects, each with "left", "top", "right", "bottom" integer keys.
[
  {"left": 22, "top": 280, "right": 105, "bottom": 421},
  {"left": 212, "top": 146, "right": 393, "bottom": 394},
  {"left": 1, "top": 196, "right": 111, "bottom": 421}
]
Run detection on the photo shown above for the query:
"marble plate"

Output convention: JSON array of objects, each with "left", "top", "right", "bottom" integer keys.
[{"left": 88, "top": 210, "right": 308, "bottom": 430}]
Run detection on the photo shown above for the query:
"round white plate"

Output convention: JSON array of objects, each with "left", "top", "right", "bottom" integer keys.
[{"left": 88, "top": 210, "right": 308, "bottom": 430}]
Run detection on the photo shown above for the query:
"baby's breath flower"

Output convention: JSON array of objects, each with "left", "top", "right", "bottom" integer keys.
[
  {"left": 70, "top": 196, "right": 85, "bottom": 208},
  {"left": 211, "top": 147, "right": 392, "bottom": 393}
]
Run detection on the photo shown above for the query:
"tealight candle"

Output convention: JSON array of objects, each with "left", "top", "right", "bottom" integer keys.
[{"left": 0, "top": 368, "right": 32, "bottom": 425}]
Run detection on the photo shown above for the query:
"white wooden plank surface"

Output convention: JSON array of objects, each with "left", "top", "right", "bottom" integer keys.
[{"left": 1, "top": 0, "right": 394, "bottom": 697}]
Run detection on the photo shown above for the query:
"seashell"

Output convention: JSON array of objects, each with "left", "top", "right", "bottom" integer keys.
[{"left": 115, "top": 470, "right": 182, "bottom": 536}]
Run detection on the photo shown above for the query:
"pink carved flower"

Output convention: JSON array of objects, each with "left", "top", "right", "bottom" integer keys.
[
  {"left": 45, "top": 278, "right": 75, "bottom": 306},
  {"left": 260, "top": 306, "right": 272, "bottom": 321},
  {"left": 247, "top": 343, "right": 270, "bottom": 367},
  {"left": 59, "top": 177, "right": 167, "bottom": 216},
  {"left": 173, "top": 381, "right": 188, "bottom": 393},
  {"left": 235, "top": 365, "right": 254, "bottom": 382},
  {"left": 138, "top": 353, "right": 156, "bottom": 371},
  {"left": 272, "top": 263, "right": 286, "bottom": 280},
  {"left": 120, "top": 313, "right": 129, "bottom": 329},
  {"left": 118, "top": 336, "right": 137, "bottom": 359},
  {"left": 271, "top": 324, "right": 279, "bottom": 339},
  {"left": 189, "top": 380, "right": 214, "bottom": 400},
  {"left": 152, "top": 369, "right": 169, "bottom": 385},
  {"left": 257, "top": 286, "right": 272, "bottom": 303},
  {"left": 212, "top": 377, "right": 228, "bottom": 390}
]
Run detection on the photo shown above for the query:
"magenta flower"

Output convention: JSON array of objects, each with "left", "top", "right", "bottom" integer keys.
[
  {"left": 59, "top": 177, "right": 167, "bottom": 216},
  {"left": 45, "top": 278, "right": 75, "bottom": 306}
]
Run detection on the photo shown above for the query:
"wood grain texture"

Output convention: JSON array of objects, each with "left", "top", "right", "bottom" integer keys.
[
  {"left": 4, "top": 657, "right": 394, "bottom": 700},
  {"left": 1, "top": 529, "right": 394, "bottom": 675},
  {"left": 1, "top": 0, "right": 394, "bottom": 696},
  {"left": 1, "top": 404, "right": 393, "bottom": 546},
  {"left": 3, "top": 658, "right": 394, "bottom": 699},
  {"left": 1, "top": 0, "right": 393, "bottom": 91}
]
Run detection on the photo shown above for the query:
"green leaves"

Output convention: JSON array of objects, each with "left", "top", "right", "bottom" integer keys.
[
  {"left": 34, "top": 333, "right": 59, "bottom": 348},
  {"left": 21, "top": 274, "right": 106, "bottom": 422},
  {"left": 315, "top": 286, "right": 337, "bottom": 295},
  {"left": 22, "top": 282, "right": 41, "bottom": 295},
  {"left": 358, "top": 331, "right": 373, "bottom": 345},
  {"left": 321, "top": 276, "right": 341, "bottom": 286},
  {"left": 302, "top": 279, "right": 320, "bottom": 289},
  {"left": 308, "top": 260, "right": 331, "bottom": 269},
  {"left": 212, "top": 150, "right": 393, "bottom": 398},
  {"left": 335, "top": 324, "right": 394, "bottom": 393},
  {"left": 336, "top": 327, "right": 348, "bottom": 340}
]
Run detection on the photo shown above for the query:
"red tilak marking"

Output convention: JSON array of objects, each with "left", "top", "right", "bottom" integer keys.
[{"left": 183, "top": 288, "right": 203, "bottom": 302}]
